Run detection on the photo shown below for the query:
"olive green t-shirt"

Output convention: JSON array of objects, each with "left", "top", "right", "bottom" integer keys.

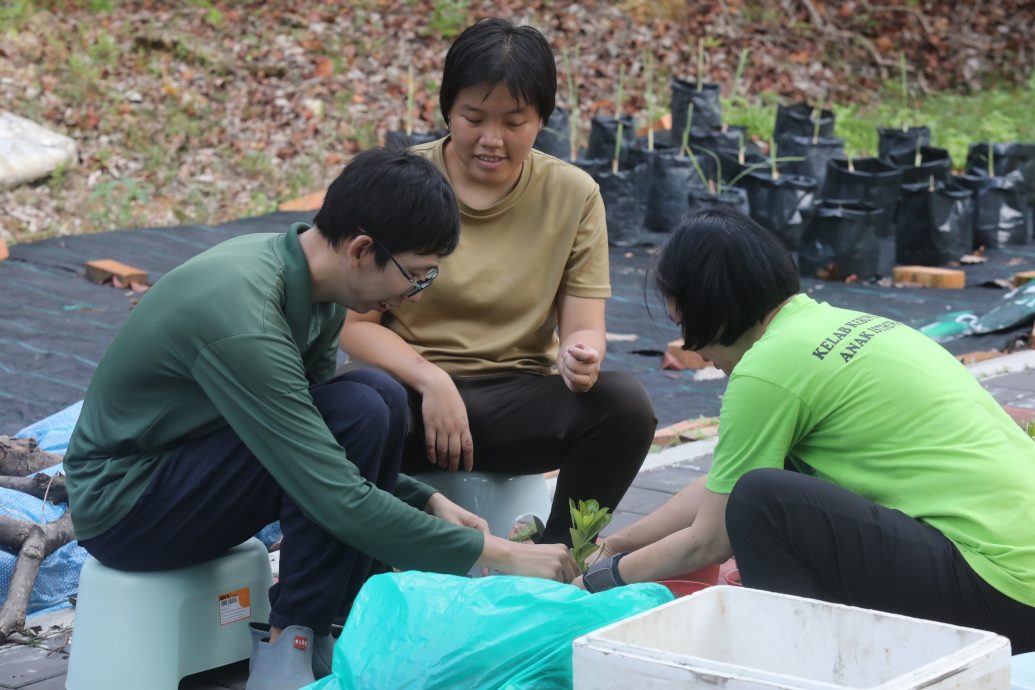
[
  {"left": 64, "top": 224, "right": 483, "bottom": 574},
  {"left": 382, "top": 138, "right": 611, "bottom": 376},
  {"left": 707, "top": 294, "right": 1035, "bottom": 606}
]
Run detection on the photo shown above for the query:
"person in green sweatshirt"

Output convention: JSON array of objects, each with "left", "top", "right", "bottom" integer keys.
[
  {"left": 64, "top": 148, "right": 579, "bottom": 690},
  {"left": 578, "top": 207, "right": 1035, "bottom": 653}
]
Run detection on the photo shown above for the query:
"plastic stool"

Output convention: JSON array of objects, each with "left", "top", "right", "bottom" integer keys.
[
  {"left": 414, "top": 471, "right": 552, "bottom": 539},
  {"left": 66, "top": 538, "right": 273, "bottom": 690},
  {"left": 1014, "top": 652, "right": 1035, "bottom": 690}
]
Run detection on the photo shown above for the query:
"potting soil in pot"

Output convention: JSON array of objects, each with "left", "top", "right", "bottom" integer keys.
[
  {"left": 798, "top": 200, "right": 881, "bottom": 280},
  {"left": 688, "top": 186, "right": 749, "bottom": 214},
  {"left": 955, "top": 172, "right": 1032, "bottom": 248},
  {"left": 644, "top": 151, "right": 713, "bottom": 233},
  {"left": 384, "top": 129, "right": 447, "bottom": 150},
  {"left": 741, "top": 172, "right": 817, "bottom": 251},
  {"left": 774, "top": 101, "right": 835, "bottom": 142},
  {"left": 533, "top": 106, "right": 570, "bottom": 160},
  {"left": 593, "top": 165, "right": 645, "bottom": 246},
  {"left": 822, "top": 157, "right": 903, "bottom": 237},
  {"left": 877, "top": 125, "right": 931, "bottom": 160},
  {"left": 586, "top": 114, "right": 636, "bottom": 163},
  {"left": 887, "top": 146, "right": 953, "bottom": 185},
  {"left": 717, "top": 149, "right": 769, "bottom": 185},
  {"left": 670, "top": 78, "right": 722, "bottom": 137},
  {"left": 895, "top": 181, "right": 974, "bottom": 266},
  {"left": 777, "top": 133, "right": 845, "bottom": 191}
]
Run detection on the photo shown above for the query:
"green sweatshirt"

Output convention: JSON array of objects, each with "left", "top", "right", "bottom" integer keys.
[{"left": 65, "top": 223, "right": 483, "bottom": 574}]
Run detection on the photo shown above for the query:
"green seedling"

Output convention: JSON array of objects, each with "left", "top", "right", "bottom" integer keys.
[
  {"left": 563, "top": 46, "right": 580, "bottom": 162},
  {"left": 405, "top": 64, "right": 414, "bottom": 136},
  {"left": 915, "top": 135, "right": 923, "bottom": 168},
  {"left": 1026, "top": 420, "right": 1035, "bottom": 440},
  {"left": 569, "top": 499, "right": 613, "bottom": 572},
  {"left": 696, "top": 38, "right": 705, "bottom": 92},
  {"left": 900, "top": 51, "right": 909, "bottom": 131},
  {"left": 989, "top": 142, "right": 995, "bottom": 177},
  {"left": 509, "top": 521, "right": 539, "bottom": 543},
  {"left": 812, "top": 96, "right": 826, "bottom": 144},
  {"left": 644, "top": 49, "right": 655, "bottom": 151},
  {"left": 611, "top": 64, "right": 626, "bottom": 174}
]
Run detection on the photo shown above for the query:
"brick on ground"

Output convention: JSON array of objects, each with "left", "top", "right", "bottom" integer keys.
[
  {"left": 662, "top": 339, "right": 708, "bottom": 370},
  {"left": 892, "top": 266, "right": 965, "bottom": 289},
  {"left": 278, "top": 191, "right": 325, "bottom": 212},
  {"left": 0, "top": 238, "right": 8, "bottom": 262},
  {"left": 1013, "top": 270, "right": 1035, "bottom": 287},
  {"left": 956, "top": 351, "right": 1005, "bottom": 365},
  {"left": 84, "top": 259, "right": 148, "bottom": 286},
  {"left": 654, "top": 417, "right": 719, "bottom": 446}
]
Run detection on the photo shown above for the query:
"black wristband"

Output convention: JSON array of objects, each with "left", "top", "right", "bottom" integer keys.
[{"left": 583, "top": 552, "right": 627, "bottom": 593}]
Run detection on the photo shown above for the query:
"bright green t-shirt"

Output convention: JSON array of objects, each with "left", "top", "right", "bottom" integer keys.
[{"left": 707, "top": 294, "right": 1035, "bottom": 606}]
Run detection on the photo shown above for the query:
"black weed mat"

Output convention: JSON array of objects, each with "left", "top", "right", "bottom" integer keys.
[{"left": 4, "top": 212, "right": 1035, "bottom": 434}]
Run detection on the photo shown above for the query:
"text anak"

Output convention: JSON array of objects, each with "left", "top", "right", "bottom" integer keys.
[{"left": 811, "top": 315, "right": 899, "bottom": 363}]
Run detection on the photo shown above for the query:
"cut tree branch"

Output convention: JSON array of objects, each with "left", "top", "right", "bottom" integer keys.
[
  {"left": 0, "top": 437, "right": 62, "bottom": 476},
  {"left": 0, "top": 474, "right": 68, "bottom": 504},
  {"left": 0, "top": 512, "right": 76, "bottom": 643}
]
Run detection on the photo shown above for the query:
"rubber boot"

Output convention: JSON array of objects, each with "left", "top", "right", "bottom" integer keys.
[
  {"left": 312, "top": 633, "right": 335, "bottom": 679},
  {"left": 245, "top": 625, "right": 316, "bottom": 690},
  {"left": 248, "top": 622, "right": 270, "bottom": 674},
  {"left": 251, "top": 622, "right": 334, "bottom": 679}
]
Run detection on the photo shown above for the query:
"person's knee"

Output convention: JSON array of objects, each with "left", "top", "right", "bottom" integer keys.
[
  {"left": 726, "top": 468, "right": 784, "bottom": 546},
  {"left": 591, "top": 372, "right": 657, "bottom": 439}
]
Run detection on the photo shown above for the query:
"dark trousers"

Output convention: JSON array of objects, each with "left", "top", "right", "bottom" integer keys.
[
  {"left": 79, "top": 370, "right": 409, "bottom": 636},
  {"left": 400, "top": 371, "right": 657, "bottom": 545},
  {"left": 726, "top": 468, "right": 1035, "bottom": 653}
]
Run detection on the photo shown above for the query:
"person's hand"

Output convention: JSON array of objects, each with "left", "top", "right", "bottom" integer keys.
[
  {"left": 557, "top": 341, "right": 601, "bottom": 393},
  {"left": 570, "top": 574, "right": 586, "bottom": 590},
  {"left": 583, "top": 539, "right": 617, "bottom": 568},
  {"left": 424, "top": 492, "right": 489, "bottom": 535},
  {"left": 420, "top": 372, "right": 474, "bottom": 471},
  {"left": 480, "top": 537, "right": 580, "bottom": 583}
]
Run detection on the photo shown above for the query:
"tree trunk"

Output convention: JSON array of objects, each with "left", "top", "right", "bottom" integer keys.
[
  {"left": 0, "top": 437, "right": 62, "bottom": 476},
  {"left": 0, "top": 473, "right": 68, "bottom": 503},
  {"left": 0, "top": 512, "right": 76, "bottom": 643}
]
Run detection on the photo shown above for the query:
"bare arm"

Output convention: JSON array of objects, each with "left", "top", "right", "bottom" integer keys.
[
  {"left": 604, "top": 475, "right": 710, "bottom": 553},
  {"left": 616, "top": 486, "right": 732, "bottom": 584},
  {"left": 556, "top": 294, "right": 607, "bottom": 393},
  {"left": 339, "top": 310, "right": 474, "bottom": 471}
]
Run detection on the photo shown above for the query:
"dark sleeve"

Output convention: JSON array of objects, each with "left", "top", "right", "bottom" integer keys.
[{"left": 190, "top": 332, "right": 483, "bottom": 573}]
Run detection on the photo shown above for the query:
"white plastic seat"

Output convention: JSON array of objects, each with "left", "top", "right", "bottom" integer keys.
[
  {"left": 66, "top": 538, "right": 273, "bottom": 690},
  {"left": 413, "top": 471, "right": 552, "bottom": 540}
]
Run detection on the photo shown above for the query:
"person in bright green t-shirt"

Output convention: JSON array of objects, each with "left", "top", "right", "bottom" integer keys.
[{"left": 578, "top": 207, "right": 1035, "bottom": 652}]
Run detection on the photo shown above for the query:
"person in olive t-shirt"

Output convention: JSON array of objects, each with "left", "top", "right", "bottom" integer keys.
[
  {"left": 64, "top": 149, "right": 579, "bottom": 690},
  {"left": 340, "top": 19, "right": 656, "bottom": 547},
  {"left": 576, "top": 208, "right": 1035, "bottom": 653}
]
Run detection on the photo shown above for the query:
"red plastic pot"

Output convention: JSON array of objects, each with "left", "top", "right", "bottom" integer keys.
[
  {"left": 667, "top": 563, "right": 720, "bottom": 585},
  {"left": 723, "top": 568, "right": 742, "bottom": 586},
  {"left": 658, "top": 580, "right": 711, "bottom": 597}
]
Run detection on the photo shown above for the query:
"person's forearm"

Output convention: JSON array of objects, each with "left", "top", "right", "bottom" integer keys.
[
  {"left": 475, "top": 534, "right": 517, "bottom": 570},
  {"left": 618, "top": 524, "right": 731, "bottom": 584},
  {"left": 339, "top": 319, "right": 447, "bottom": 393},
  {"left": 605, "top": 476, "right": 708, "bottom": 552}
]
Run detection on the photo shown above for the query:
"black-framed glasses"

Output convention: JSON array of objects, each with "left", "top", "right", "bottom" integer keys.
[{"left": 373, "top": 240, "right": 438, "bottom": 297}]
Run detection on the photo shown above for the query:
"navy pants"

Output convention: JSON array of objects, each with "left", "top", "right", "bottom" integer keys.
[
  {"left": 400, "top": 371, "right": 656, "bottom": 545},
  {"left": 726, "top": 468, "right": 1035, "bottom": 653},
  {"left": 79, "top": 370, "right": 409, "bottom": 636}
]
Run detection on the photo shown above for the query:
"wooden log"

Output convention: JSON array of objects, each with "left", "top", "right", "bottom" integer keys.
[
  {"left": 0, "top": 473, "right": 67, "bottom": 503},
  {"left": 892, "top": 265, "right": 965, "bottom": 289},
  {"left": 0, "top": 437, "right": 62, "bottom": 476},
  {"left": 84, "top": 259, "right": 148, "bottom": 286},
  {"left": 0, "top": 512, "right": 75, "bottom": 643}
]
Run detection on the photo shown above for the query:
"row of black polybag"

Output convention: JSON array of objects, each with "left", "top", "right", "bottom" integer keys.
[{"left": 530, "top": 82, "right": 1035, "bottom": 281}]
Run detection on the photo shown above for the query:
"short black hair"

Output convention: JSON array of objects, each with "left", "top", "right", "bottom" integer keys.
[
  {"left": 313, "top": 148, "right": 460, "bottom": 267},
  {"left": 654, "top": 208, "right": 800, "bottom": 350},
  {"left": 439, "top": 18, "right": 556, "bottom": 126}
]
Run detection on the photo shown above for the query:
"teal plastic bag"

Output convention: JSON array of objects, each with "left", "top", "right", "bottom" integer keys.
[{"left": 303, "top": 572, "right": 674, "bottom": 690}]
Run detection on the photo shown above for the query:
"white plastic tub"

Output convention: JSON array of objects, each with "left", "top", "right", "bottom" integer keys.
[{"left": 573, "top": 586, "right": 1011, "bottom": 689}]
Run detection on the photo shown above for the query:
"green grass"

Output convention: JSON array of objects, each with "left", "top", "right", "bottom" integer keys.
[{"left": 723, "top": 75, "right": 1035, "bottom": 165}]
